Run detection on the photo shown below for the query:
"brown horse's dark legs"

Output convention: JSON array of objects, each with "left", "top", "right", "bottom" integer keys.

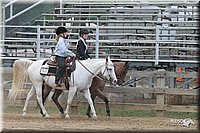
[
  {"left": 86, "top": 94, "right": 96, "bottom": 118},
  {"left": 87, "top": 89, "right": 110, "bottom": 118},
  {"left": 105, "top": 98, "right": 110, "bottom": 118},
  {"left": 52, "top": 89, "right": 64, "bottom": 114},
  {"left": 40, "top": 84, "right": 51, "bottom": 115},
  {"left": 43, "top": 87, "right": 51, "bottom": 104},
  {"left": 95, "top": 89, "right": 110, "bottom": 118},
  {"left": 86, "top": 106, "right": 91, "bottom": 117}
]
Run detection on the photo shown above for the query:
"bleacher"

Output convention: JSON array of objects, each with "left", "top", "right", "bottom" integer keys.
[{"left": 2, "top": 0, "right": 199, "bottom": 68}]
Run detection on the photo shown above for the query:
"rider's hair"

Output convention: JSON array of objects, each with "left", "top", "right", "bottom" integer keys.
[{"left": 55, "top": 35, "right": 61, "bottom": 42}]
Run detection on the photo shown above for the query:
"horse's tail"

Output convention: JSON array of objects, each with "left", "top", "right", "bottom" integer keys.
[{"left": 9, "top": 59, "right": 33, "bottom": 101}]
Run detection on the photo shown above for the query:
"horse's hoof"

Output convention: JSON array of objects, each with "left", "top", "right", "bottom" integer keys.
[
  {"left": 106, "top": 115, "right": 110, "bottom": 119},
  {"left": 22, "top": 112, "right": 26, "bottom": 116},
  {"left": 92, "top": 116, "right": 97, "bottom": 120},
  {"left": 45, "top": 114, "right": 50, "bottom": 118},
  {"left": 65, "top": 117, "right": 70, "bottom": 120},
  {"left": 65, "top": 114, "right": 70, "bottom": 119},
  {"left": 60, "top": 113, "right": 65, "bottom": 118},
  {"left": 86, "top": 114, "right": 91, "bottom": 118},
  {"left": 41, "top": 113, "right": 49, "bottom": 118}
]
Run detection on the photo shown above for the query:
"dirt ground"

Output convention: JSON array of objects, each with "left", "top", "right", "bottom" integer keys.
[
  {"left": 2, "top": 111, "right": 199, "bottom": 132},
  {"left": 2, "top": 85, "right": 199, "bottom": 132}
]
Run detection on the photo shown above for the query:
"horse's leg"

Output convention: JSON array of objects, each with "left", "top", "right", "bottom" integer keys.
[
  {"left": 86, "top": 94, "right": 96, "bottom": 118},
  {"left": 22, "top": 85, "right": 36, "bottom": 116},
  {"left": 95, "top": 89, "right": 110, "bottom": 118},
  {"left": 52, "top": 89, "right": 64, "bottom": 117},
  {"left": 86, "top": 77, "right": 99, "bottom": 118},
  {"left": 40, "top": 84, "right": 51, "bottom": 115},
  {"left": 34, "top": 83, "right": 49, "bottom": 118},
  {"left": 42, "top": 84, "right": 52, "bottom": 103},
  {"left": 83, "top": 89, "right": 97, "bottom": 119},
  {"left": 65, "top": 86, "right": 77, "bottom": 119}
]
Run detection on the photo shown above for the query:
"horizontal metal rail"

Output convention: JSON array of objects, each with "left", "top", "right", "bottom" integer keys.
[
  {"left": 55, "top": 7, "right": 199, "bottom": 12},
  {"left": 36, "top": 19, "right": 199, "bottom": 24},
  {"left": 15, "top": 31, "right": 199, "bottom": 37},
  {"left": 2, "top": 56, "right": 198, "bottom": 64},
  {"left": 3, "top": 38, "right": 199, "bottom": 45},
  {"left": 2, "top": 25, "right": 199, "bottom": 30},
  {"left": 61, "top": 1, "right": 199, "bottom": 6},
  {"left": 43, "top": 13, "right": 199, "bottom": 19}
]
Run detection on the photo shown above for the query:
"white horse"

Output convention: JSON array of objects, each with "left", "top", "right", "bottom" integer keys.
[{"left": 9, "top": 57, "right": 117, "bottom": 119}]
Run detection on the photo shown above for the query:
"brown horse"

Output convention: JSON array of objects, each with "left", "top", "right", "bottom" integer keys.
[{"left": 41, "top": 61, "right": 130, "bottom": 118}]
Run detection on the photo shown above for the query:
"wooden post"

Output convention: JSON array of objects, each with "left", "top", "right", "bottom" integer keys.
[
  {"left": 71, "top": 93, "right": 78, "bottom": 115},
  {"left": 155, "top": 69, "right": 166, "bottom": 117},
  {"left": 156, "top": 93, "right": 165, "bottom": 117},
  {"left": 71, "top": 102, "right": 78, "bottom": 115}
]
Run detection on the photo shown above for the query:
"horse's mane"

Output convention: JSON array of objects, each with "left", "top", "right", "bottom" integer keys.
[
  {"left": 79, "top": 58, "right": 105, "bottom": 62},
  {"left": 78, "top": 58, "right": 112, "bottom": 64}
]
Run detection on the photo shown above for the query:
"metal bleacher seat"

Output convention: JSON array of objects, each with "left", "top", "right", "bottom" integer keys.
[{"left": 3, "top": 0, "right": 199, "bottom": 65}]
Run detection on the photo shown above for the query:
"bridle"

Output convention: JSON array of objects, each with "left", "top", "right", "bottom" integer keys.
[
  {"left": 102, "top": 63, "right": 113, "bottom": 81},
  {"left": 77, "top": 60, "right": 113, "bottom": 82}
]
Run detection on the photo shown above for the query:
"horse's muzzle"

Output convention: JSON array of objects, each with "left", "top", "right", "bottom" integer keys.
[{"left": 112, "top": 79, "right": 117, "bottom": 86}]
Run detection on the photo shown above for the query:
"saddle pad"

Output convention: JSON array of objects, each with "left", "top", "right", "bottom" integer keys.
[
  {"left": 40, "top": 65, "right": 57, "bottom": 76},
  {"left": 40, "top": 65, "right": 49, "bottom": 75}
]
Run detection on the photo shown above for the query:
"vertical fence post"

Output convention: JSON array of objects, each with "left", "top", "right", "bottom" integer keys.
[
  {"left": 0, "top": 1, "right": 1, "bottom": 32},
  {"left": 155, "top": 69, "right": 166, "bottom": 117},
  {"left": 155, "top": 10, "right": 161, "bottom": 66},
  {"left": 2, "top": 4, "right": 6, "bottom": 46},
  {"left": 59, "top": 0, "right": 64, "bottom": 26},
  {"left": 71, "top": 100, "right": 78, "bottom": 115},
  {"left": 155, "top": 25, "right": 160, "bottom": 65},
  {"left": 95, "top": 16, "right": 100, "bottom": 59},
  {"left": 60, "top": 0, "right": 63, "bottom": 14},
  {"left": 36, "top": 25, "right": 41, "bottom": 60},
  {"left": 0, "top": 1, "right": 2, "bottom": 127}
]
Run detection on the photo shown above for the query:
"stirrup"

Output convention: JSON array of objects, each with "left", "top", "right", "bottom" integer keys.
[{"left": 67, "top": 77, "right": 70, "bottom": 81}]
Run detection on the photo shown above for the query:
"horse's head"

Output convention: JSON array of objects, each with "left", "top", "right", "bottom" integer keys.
[
  {"left": 102, "top": 57, "right": 117, "bottom": 85},
  {"left": 113, "top": 61, "right": 130, "bottom": 85}
]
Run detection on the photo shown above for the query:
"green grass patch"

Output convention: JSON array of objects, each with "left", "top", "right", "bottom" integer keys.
[
  {"left": 165, "top": 111, "right": 199, "bottom": 120},
  {"left": 4, "top": 105, "right": 37, "bottom": 114},
  {"left": 3, "top": 105, "right": 199, "bottom": 120},
  {"left": 111, "top": 109, "right": 155, "bottom": 117},
  {"left": 3, "top": 105, "right": 60, "bottom": 115},
  {"left": 78, "top": 106, "right": 198, "bottom": 119}
]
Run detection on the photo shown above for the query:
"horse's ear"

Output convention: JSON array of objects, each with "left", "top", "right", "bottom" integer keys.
[
  {"left": 125, "top": 61, "right": 130, "bottom": 67},
  {"left": 106, "top": 57, "right": 111, "bottom": 64},
  {"left": 106, "top": 57, "right": 108, "bottom": 62},
  {"left": 106, "top": 56, "right": 110, "bottom": 62}
]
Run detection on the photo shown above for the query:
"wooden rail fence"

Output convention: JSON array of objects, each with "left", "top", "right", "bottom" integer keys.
[
  {"left": 3, "top": 69, "right": 198, "bottom": 117},
  {"left": 70, "top": 69, "right": 199, "bottom": 116}
]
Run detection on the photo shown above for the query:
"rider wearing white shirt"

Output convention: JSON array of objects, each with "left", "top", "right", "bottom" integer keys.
[
  {"left": 54, "top": 27, "right": 76, "bottom": 87},
  {"left": 54, "top": 37, "right": 75, "bottom": 57}
]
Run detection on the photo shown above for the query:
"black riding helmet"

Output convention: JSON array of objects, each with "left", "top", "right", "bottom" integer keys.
[
  {"left": 56, "top": 26, "right": 68, "bottom": 35},
  {"left": 79, "top": 29, "right": 89, "bottom": 36}
]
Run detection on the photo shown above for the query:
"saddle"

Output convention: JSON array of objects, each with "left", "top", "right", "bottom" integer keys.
[
  {"left": 47, "top": 55, "right": 57, "bottom": 66},
  {"left": 40, "top": 56, "right": 76, "bottom": 89},
  {"left": 46, "top": 55, "right": 76, "bottom": 76}
]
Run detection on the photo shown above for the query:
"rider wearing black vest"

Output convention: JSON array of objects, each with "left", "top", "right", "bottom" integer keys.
[{"left": 76, "top": 29, "right": 91, "bottom": 60}]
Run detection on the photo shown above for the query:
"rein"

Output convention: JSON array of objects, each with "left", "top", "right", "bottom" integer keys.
[{"left": 77, "top": 60, "right": 110, "bottom": 81}]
